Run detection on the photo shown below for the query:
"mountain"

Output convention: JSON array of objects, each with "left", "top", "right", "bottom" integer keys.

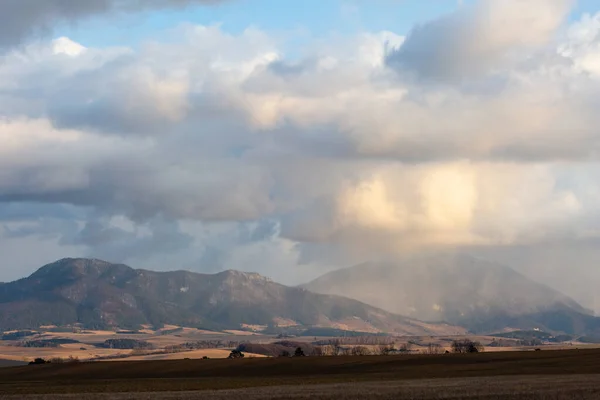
[
  {"left": 0, "top": 258, "right": 464, "bottom": 335},
  {"left": 302, "top": 254, "right": 600, "bottom": 335}
]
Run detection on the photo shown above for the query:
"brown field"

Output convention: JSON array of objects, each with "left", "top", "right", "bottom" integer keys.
[
  {"left": 1, "top": 348, "right": 600, "bottom": 399},
  {"left": 1, "top": 375, "right": 599, "bottom": 399},
  {"left": 4, "top": 327, "right": 600, "bottom": 398},
  {"left": 113, "top": 349, "right": 268, "bottom": 361}
]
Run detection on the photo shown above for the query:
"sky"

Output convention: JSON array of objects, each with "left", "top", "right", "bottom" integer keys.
[{"left": 1, "top": 0, "right": 600, "bottom": 311}]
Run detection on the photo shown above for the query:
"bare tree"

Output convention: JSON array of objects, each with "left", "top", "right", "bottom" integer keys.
[
  {"left": 294, "top": 347, "right": 306, "bottom": 357},
  {"left": 422, "top": 343, "right": 444, "bottom": 355},
  {"left": 451, "top": 339, "right": 484, "bottom": 354},
  {"left": 398, "top": 342, "right": 412, "bottom": 353},
  {"left": 310, "top": 347, "right": 324, "bottom": 357},
  {"left": 377, "top": 344, "right": 395, "bottom": 355},
  {"left": 332, "top": 339, "right": 342, "bottom": 356},
  {"left": 320, "top": 345, "right": 335, "bottom": 356},
  {"left": 280, "top": 350, "right": 291, "bottom": 357},
  {"left": 351, "top": 346, "right": 371, "bottom": 356},
  {"left": 228, "top": 350, "right": 245, "bottom": 359}
]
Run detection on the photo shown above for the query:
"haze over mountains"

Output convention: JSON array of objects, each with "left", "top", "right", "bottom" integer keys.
[
  {"left": 0, "top": 258, "right": 463, "bottom": 336},
  {"left": 303, "top": 254, "right": 600, "bottom": 335}
]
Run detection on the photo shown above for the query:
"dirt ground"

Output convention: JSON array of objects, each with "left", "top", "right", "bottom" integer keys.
[{"left": 1, "top": 375, "right": 599, "bottom": 399}]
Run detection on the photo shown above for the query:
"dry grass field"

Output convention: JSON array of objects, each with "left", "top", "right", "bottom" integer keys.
[
  {"left": 4, "top": 327, "right": 600, "bottom": 364},
  {"left": 1, "top": 348, "right": 600, "bottom": 398},
  {"left": 0, "top": 327, "right": 278, "bottom": 362},
  {"left": 0, "top": 345, "right": 128, "bottom": 362}
]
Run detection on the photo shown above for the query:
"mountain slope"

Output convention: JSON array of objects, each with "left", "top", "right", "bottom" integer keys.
[
  {"left": 302, "top": 254, "right": 598, "bottom": 335},
  {"left": 0, "top": 258, "right": 464, "bottom": 335}
]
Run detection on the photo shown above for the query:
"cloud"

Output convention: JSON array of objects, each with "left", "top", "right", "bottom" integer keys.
[
  {"left": 0, "top": 0, "right": 226, "bottom": 49},
  {"left": 1, "top": 1, "right": 600, "bottom": 308},
  {"left": 386, "top": 0, "right": 574, "bottom": 81},
  {"left": 280, "top": 162, "right": 588, "bottom": 258}
]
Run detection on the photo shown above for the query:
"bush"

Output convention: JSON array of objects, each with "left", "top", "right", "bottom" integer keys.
[{"left": 294, "top": 347, "right": 306, "bottom": 357}]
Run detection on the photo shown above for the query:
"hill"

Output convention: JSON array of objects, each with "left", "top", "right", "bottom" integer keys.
[
  {"left": 0, "top": 258, "right": 463, "bottom": 335},
  {"left": 302, "top": 254, "right": 600, "bottom": 335}
]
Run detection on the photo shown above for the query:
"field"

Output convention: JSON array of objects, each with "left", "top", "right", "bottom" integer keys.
[
  {"left": 0, "top": 328, "right": 273, "bottom": 362},
  {"left": 3, "top": 327, "right": 600, "bottom": 398},
  {"left": 1, "top": 349, "right": 600, "bottom": 398},
  {"left": 3, "top": 326, "right": 598, "bottom": 363},
  {"left": 121, "top": 349, "right": 268, "bottom": 361}
]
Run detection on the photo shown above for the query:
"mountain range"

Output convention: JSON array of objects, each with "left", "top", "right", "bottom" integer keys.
[
  {"left": 0, "top": 258, "right": 463, "bottom": 335},
  {"left": 2, "top": 255, "right": 598, "bottom": 336},
  {"left": 303, "top": 254, "right": 600, "bottom": 335}
]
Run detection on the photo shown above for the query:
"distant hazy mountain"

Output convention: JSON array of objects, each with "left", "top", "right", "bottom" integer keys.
[
  {"left": 0, "top": 258, "right": 463, "bottom": 335},
  {"left": 302, "top": 254, "right": 600, "bottom": 335}
]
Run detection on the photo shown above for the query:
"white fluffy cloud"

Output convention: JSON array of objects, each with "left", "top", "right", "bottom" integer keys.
[
  {"left": 386, "top": 0, "right": 574, "bottom": 81},
  {"left": 2, "top": 0, "right": 600, "bottom": 305}
]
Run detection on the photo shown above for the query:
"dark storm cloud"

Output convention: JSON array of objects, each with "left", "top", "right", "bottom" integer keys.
[
  {"left": 0, "top": 202, "right": 84, "bottom": 222},
  {"left": 0, "top": 0, "right": 226, "bottom": 49},
  {"left": 62, "top": 218, "right": 194, "bottom": 262}
]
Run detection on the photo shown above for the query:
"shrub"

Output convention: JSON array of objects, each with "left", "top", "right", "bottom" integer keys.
[{"left": 294, "top": 347, "right": 306, "bottom": 357}]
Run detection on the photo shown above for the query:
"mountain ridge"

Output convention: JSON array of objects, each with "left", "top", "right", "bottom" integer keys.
[
  {"left": 0, "top": 258, "right": 464, "bottom": 336},
  {"left": 302, "top": 254, "right": 598, "bottom": 335}
]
